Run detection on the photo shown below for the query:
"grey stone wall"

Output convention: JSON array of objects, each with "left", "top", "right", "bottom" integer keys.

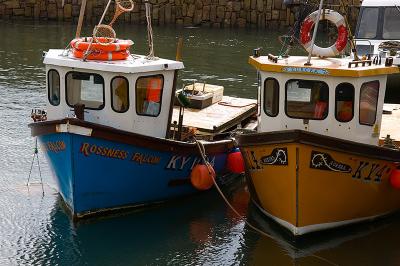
[{"left": 0, "top": 0, "right": 360, "bottom": 29}]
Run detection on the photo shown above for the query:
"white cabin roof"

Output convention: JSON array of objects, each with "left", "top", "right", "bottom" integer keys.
[
  {"left": 43, "top": 49, "right": 184, "bottom": 73},
  {"left": 361, "top": 0, "right": 400, "bottom": 6}
]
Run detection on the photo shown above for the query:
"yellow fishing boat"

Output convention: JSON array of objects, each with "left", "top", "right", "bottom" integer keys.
[{"left": 236, "top": 7, "right": 400, "bottom": 235}]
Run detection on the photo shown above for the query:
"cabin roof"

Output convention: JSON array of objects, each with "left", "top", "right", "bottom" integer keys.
[
  {"left": 249, "top": 56, "right": 399, "bottom": 78},
  {"left": 44, "top": 49, "right": 184, "bottom": 73},
  {"left": 361, "top": 0, "right": 399, "bottom": 7}
]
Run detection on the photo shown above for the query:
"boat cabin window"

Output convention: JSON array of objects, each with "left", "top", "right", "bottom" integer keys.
[
  {"left": 335, "top": 83, "right": 354, "bottom": 123},
  {"left": 359, "top": 80, "right": 379, "bottom": 126},
  {"left": 264, "top": 78, "right": 279, "bottom": 117},
  {"left": 135, "top": 75, "right": 164, "bottom": 117},
  {"left": 66, "top": 72, "right": 104, "bottom": 110},
  {"left": 48, "top": 69, "right": 60, "bottom": 106},
  {"left": 356, "top": 7, "right": 400, "bottom": 40},
  {"left": 111, "top": 76, "right": 129, "bottom": 113},
  {"left": 285, "top": 79, "right": 329, "bottom": 120},
  {"left": 383, "top": 8, "right": 400, "bottom": 39},
  {"left": 357, "top": 7, "right": 379, "bottom": 39}
]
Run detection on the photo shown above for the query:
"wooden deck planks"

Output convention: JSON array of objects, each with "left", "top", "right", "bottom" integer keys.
[
  {"left": 380, "top": 104, "right": 400, "bottom": 141},
  {"left": 172, "top": 96, "right": 257, "bottom": 133}
]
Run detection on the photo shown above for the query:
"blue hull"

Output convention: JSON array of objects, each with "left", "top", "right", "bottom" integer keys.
[{"left": 39, "top": 132, "right": 229, "bottom": 217}]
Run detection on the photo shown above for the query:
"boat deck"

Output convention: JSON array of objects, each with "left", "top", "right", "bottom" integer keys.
[
  {"left": 172, "top": 96, "right": 257, "bottom": 134},
  {"left": 380, "top": 104, "right": 400, "bottom": 141}
]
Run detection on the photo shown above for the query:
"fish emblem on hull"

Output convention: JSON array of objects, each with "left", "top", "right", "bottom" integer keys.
[
  {"left": 310, "top": 151, "right": 352, "bottom": 173},
  {"left": 260, "top": 148, "right": 288, "bottom": 166}
]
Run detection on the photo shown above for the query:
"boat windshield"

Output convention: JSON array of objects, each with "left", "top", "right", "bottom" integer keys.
[
  {"left": 357, "top": 7, "right": 400, "bottom": 40},
  {"left": 383, "top": 7, "right": 400, "bottom": 39},
  {"left": 357, "top": 7, "right": 379, "bottom": 39}
]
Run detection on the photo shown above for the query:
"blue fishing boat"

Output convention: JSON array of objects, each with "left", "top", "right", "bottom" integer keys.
[
  {"left": 29, "top": 47, "right": 256, "bottom": 218},
  {"left": 28, "top": 0, "right": 258, "bottom": 219}
]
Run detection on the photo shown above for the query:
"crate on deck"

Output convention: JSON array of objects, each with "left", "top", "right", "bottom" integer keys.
[{"left": 175, "top": 83, "right": 224, "bottom": 109}]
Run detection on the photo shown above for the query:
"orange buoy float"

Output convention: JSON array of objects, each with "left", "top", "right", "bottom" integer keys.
[
  {"left": 70, "top": 37, "right": 133, "bottom": 52},
  {"left": 72, "top": 48, "right": 130, "bottom": 61},
  {"left": 390, "top": 169, "right": 400, "bottom": 189},
  {"left": 190, "top": 164, "right": 215, "bottom": 191},
  {"left": 226, "top": 149, "right": 245, "bottom": 174}
]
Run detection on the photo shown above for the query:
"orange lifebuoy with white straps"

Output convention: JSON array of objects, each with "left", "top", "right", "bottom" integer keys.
[
  {"left": 70, "top": 37, "right": 133, "bottom": 53},
  {"left": 300, "top": 9, "right": 348, "bottom": 58},
  {"left": 72, "top": 48, "right": 130, "bottom": 61}
]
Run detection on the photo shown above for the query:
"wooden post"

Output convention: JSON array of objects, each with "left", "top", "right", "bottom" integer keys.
[
  {"left": 176, "top": 37, "right": 183, "bottom": 61},
  {"left": 75, "top": 0, "right": 87, "bottom": 39}
]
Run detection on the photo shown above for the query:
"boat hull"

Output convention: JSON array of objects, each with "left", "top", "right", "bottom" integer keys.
[
  {"left": 237, "top": 130, "right": 400, "bottom": 235},
  {"left": 30, "top": 119, "right": 234, "bottom": 218}
]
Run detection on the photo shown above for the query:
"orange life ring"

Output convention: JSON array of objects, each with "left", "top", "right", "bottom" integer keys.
[
  {"left": 72, "top": 48, "right": 130, "bottom": 61},
  {"left": 300, "top": 9, "right": 348, "bottom": 57},
  {"left": 70, "top": 37, "right": 133, "bottom": 53}
]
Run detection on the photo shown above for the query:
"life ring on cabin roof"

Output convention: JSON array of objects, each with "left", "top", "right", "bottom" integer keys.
[
  {"left": 300, "top": 9, "right": 348, "bottom": 58},
  {"left": 72, "top": 48, "right": 130, "bottom": 61},
  {"left": 70, "top": 37, "right": 133, "bottom": 53}
]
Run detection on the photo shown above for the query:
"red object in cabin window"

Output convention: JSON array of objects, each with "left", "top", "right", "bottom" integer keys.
[
  {"left": 314, "top": 101, "right": 328, "bottom": 119},
  {"left": 337, "top": 101, "right": 353, "bottom": 122},
  {"left": 146, "top": 78, "right": 162, "bottom": 103}
]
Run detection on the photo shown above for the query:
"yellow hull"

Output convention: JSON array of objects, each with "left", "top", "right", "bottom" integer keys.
[{"left": 238, "top": 131, "right": 400, "bottom": 235}]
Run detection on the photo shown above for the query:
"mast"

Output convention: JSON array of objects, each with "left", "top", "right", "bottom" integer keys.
[
  {"left": 75, "top": 0, "right": 87, "bottom": 38},
  {"left": 305, "top": 0, "right": 324, "bottom": 66}
]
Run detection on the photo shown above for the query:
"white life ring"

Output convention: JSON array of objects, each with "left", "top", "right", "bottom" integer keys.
[{"left": 300, "top": 9, "right": 348, "bottom": 58}]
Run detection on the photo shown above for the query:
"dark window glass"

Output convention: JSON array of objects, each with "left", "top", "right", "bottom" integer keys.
[
  {"left": 111, "top": 77, "right": 129, "bottom": 113},
  {"left": 357, "top": 8, "right": 379, "bottom": 39},
  {"left": 383, "top": 7, "right": 400, "bottom": 39},
  {"left": 264, "top": 78, "right": 279, "bottom": 117},
  {"left": 359, "top": 81, "right": 379, "bottom": 126},
  {"left": 136, "top": 75, "right": 164, "bottom": 117},
  {"left": 66, "top": 72, "right": 104, "bottom": 110},
  {"left": 286, "top": 79, "right": 329, "bottom": 120},
  {"left": 335, "top": 83, "right": 355, "bottom": 122},
  {"left": 48, "top": 69, "right": 60, "bottom": 106}
]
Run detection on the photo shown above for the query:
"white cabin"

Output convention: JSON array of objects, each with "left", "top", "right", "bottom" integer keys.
[
  {"left": 44, "top": 49, "right": 184, "bottom": 138},
  {"left": 355, "top": 0, "right": 400, "bottom": 65},
  {"left": 250, "top": 55, "right": 399, "bottom": 145}
]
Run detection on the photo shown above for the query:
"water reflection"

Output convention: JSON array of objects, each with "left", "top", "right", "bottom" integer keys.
[
  {"left": 27, "top": 189, "right": 249, "bottom": 266},
  {"left": 244, "top": 202, "right": 400, "bottom": 265}
]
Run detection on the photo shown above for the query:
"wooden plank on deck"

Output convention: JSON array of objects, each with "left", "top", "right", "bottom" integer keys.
[
  {"left": 172, "top": 96, "right": 257, "bottom": 133},
  {"left": 380, "top": 104, "right": 400, "bottom": 141}
]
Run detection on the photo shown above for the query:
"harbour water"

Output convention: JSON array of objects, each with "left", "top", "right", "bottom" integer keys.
[{"left": 1, "top": 21, "right": 400, "bottom": 265}]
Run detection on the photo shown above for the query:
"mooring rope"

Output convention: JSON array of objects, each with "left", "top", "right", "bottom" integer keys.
[
  {"left": 27, "top": 138, "right": 44, "bottom": 196},
  {"left": 194, "top": 138, "right": 338, "bottom": 266}
]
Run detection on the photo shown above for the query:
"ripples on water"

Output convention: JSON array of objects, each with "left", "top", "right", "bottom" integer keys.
[{"left": 1, "top": 21, "right": 400, "bottom": 265}]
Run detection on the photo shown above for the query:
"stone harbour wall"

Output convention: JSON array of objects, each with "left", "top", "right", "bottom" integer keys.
[{"left": 0, "top": 0, "right": 360, "bottom": 28}]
